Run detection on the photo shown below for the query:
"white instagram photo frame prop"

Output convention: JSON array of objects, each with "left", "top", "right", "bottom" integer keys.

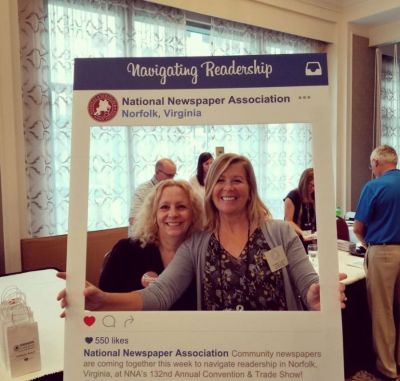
[{"left": 65, "top": 54, "right": 342, "bottom": 381}]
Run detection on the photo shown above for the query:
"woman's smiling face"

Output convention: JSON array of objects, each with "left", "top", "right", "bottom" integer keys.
[
  {"left": 211, "top": 162, "right": 249, "bottom": 217},
  {"left": 156, "top": 186, "right": 192, "bottom": 240}
]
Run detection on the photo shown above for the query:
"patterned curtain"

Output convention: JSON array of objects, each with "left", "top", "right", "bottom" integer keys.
[
  {"left": 19, "top": 0, "right": 186, "bottom": 235},
  {"left": 18, "top": 0, "right": 327, "bottom": 236},
  {"left": 380, "top": 44, "right": 400, "bottom": 154},
  {"left": 19, "top": 0, "right": 52, "bottom": 235}
]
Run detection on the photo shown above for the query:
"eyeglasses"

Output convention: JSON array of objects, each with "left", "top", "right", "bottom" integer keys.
[{"left": 158, "top": 169, "right": 176, "bottom": 179}]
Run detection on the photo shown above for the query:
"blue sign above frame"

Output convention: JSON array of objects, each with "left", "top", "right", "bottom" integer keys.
[{"left": 73, "top": 53, "right": 328, "bottom": 90}]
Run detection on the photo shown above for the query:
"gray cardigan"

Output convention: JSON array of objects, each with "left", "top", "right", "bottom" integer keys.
[{"left": 139, "top": 219, "right": 319, "bottom": 311}]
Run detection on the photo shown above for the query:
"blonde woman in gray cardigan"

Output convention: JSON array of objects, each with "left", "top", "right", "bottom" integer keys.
[{"left": 58, "top": 154, "right": 346, "bottom": 312}]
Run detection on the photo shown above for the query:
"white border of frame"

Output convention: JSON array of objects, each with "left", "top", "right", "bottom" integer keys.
[{"left": 63, "top": 54, "right": 343, "bottom": 381}]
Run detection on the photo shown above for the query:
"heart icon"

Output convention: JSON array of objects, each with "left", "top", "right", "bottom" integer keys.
[
  {"left": 85, "top": 337, "right": 93, "bottom": 344},
  {"left": 83, "top": 315, "right": 96, "bottom": 326}
]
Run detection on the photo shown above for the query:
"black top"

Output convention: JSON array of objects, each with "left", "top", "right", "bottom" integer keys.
[
  {"left": 98, "top": 238, "right": 196, "bottom": 310},
  {"left": 284, "top": 189, "right": 316, "bottom": 232}
]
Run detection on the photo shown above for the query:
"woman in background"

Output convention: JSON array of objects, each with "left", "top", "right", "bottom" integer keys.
[
  {"left": 98, "top": 179, "right": 203, "bottom": 310},
  {"left": 189, "top": 152, "right": 214, "bottom": 198},
  {"left": 284, "top": 168, "right": 316, "bottom": 245}
]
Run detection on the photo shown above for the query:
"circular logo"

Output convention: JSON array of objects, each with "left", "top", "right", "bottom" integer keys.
[
  {"left": 141, "top": 271, "right": 159, "bottom": 288},
  {"left": 88, "top": 93, "right": 118, "bottom": 122}
]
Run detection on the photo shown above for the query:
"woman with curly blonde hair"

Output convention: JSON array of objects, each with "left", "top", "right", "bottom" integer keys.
[
  {"left": 98, "top": 179, "right": 203, "bottom": 310},
  {"left": 133, "top": 179, "right": 204, "bottom": 246}
]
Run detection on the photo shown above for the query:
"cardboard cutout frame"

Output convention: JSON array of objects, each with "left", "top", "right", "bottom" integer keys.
[{"left": 64, "top": 54, "right": 343, "bottom": 381}]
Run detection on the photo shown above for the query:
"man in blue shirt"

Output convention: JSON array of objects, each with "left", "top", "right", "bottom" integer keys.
[{"left": 354, "top": 145, "right": 400, "bottom": 381}]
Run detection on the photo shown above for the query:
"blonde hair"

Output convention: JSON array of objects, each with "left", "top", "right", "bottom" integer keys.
[
  {"left": 132, "top": 179, "right": 204, "bottom": 246},
  {"left": 371, "top": 145, "right": 398, "bottom": 165},
  {"left": 204, "top": 153, "right": 271, "bottom": 232}
]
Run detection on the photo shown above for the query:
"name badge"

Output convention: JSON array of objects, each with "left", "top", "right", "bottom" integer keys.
[{"left": 263, "top": 246, "right": 288, "bottom": 272}]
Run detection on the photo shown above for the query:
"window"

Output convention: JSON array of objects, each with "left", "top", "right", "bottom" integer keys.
[{"left": 19, "top": 0, "right": 325, "bottom": 235}]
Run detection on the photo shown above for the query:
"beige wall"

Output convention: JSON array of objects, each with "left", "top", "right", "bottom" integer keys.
[
  {"left": 1, "top": 0, "right": 400, "bottom": 273},
  {"left": 150, "top": 0, "right": 339, "bottom": 42},
  {"left": 350, "top": 35, "right": 375, "bottom": 210},
  {"left": 0, "top": 0, "right": 25, "bottom": 273}
]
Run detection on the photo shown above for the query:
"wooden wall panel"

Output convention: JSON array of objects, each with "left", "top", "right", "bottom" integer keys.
[{"left": 21, "top": 227, "right": 128, "bottom": 286}]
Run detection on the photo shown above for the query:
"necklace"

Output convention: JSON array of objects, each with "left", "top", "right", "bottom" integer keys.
[
  {"left": 302, "top": 203, "right": 315, "bottom": 231},
  {"left": 216, "top": 221, "right": 250, "bottom": 252},
  {"left": 305, "top": 204, "right": 311, "bottom": 223}
]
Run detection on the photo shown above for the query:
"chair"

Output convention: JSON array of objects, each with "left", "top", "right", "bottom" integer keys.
[{"left": 336, "top": 216, "right": 350, "bottom": 241}]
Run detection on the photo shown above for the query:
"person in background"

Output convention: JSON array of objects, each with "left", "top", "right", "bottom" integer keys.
[
  {"left": 128, "top": 158, "right": 176, "bottom": 226},
  {"left": 58, "top": 154, "right": 346, "bottom": 313},
  {"left": 353, "top": 144, "right": 400, "bottom": 381},
  {"left": 284, "top": 168, "right": 316, "bottom": 246},
  {"left": 100, "top": 179, "right": 203, "bottom": 310},
  {"left": 189, "top": 152, "right": 214, "bottom": 199}
]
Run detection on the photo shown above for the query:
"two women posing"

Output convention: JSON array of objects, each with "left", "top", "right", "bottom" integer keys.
[{"left": 58, "top": 153, "right": 346, "bottom": 312}]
